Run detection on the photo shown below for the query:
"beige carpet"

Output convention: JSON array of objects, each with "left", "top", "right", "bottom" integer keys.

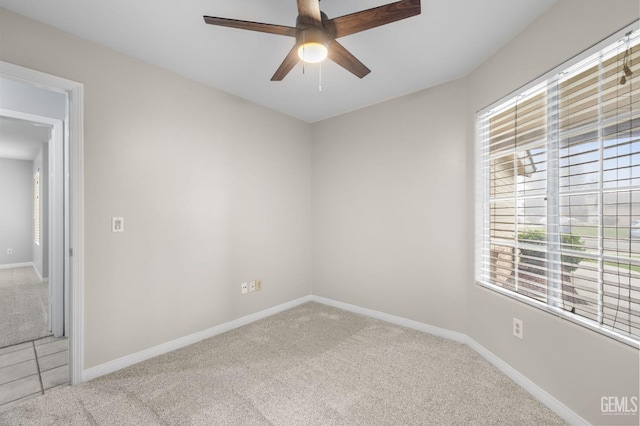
[
  {"left": 0, "top": 302, "right": 564, "bottom": 425},
  {"left": 0, "top": 266, "right": 51, "bottom": 348}
]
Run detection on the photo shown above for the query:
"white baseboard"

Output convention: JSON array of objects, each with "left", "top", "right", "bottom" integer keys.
[
  {"left": 465, "top": 338, "right": 589, "bottom": 426},
  {"left": 310, "top": 295, "right": 468, "bottom": 344},
  {"left": 0, "top": 262, "right": 33, "bottom": 270},
  {"left": 32, "top": 264, "right": 44, "bottom": 282},
  {"left": 33, "top": 267, "right": 42, "bottom": 281},
  {"left": 80, "top": 293, "right": 587, "bottom": 425},
  {"left": 0, "top": 262, "right": 47, "bottom": 283},
  {"left": 309, "top": 295, "right": 588, "bottom": 426},
  {"left": 82, "top": 295, "right": 314, "bottom": 382}
]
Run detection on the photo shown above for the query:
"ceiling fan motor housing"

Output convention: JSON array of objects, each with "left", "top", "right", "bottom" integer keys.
[{"left": 297, "top": 26, "right": 330, "bottom": 49}]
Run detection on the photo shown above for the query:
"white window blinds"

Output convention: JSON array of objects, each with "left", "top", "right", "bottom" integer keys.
[{"left": 476, "top": 26, "right": 640, "bottom": 346}]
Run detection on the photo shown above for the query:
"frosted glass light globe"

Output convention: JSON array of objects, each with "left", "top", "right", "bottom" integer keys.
[{"left": 298, "top": 42, "right": 328, "bottom": 63}]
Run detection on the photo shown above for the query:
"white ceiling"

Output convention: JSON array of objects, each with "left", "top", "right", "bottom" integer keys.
[
  {"left": 0, "top": 117, "right": 49, "bottom": 161},
  {"left": 0, "top": 0, "right": 558, "bottom": 122}
]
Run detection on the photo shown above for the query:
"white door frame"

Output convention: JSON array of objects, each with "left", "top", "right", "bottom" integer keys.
[
  {"left": 1, "top": 61, "right": 84, "bottom": 385},
  {"left": 0, "top": 109, "right": 64, "bottom": 337}
]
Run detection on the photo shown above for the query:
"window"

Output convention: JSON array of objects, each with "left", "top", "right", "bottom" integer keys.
[
  {"left": 34, "top": 171, "right": 40, "bottom": 246},
  {"left": 476, "top": 25, "right": 640, "bottom": 346}
]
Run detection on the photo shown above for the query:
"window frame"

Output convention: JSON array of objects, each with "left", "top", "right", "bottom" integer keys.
[{"left": 475, "top": 22, "right": 640, "bottom": 349}]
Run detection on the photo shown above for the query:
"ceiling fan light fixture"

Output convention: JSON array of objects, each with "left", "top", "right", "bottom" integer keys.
[
  {"left": 297, "top": 27, "right": 329, "bottom": 64},
  {"left": 298, "top": 42, "right": 328, "bottom": 63},
  {"left": 204, "top": 0, "right": 422, "bottom": 80}
]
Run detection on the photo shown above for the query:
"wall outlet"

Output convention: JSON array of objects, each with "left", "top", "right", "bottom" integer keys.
[
  {"left": 249, "top": 281, "right": 256, "bottom": 292},
  {"left": 255, "top": 280, "right": 262, "bottom": 291},
  {"left": 6, "top": 248, "right": 13, "bottom": 255},
  {"left": 513, "top": 318, "right": 523, "bottom": 339},
  {"left": 241, "top": 282, "right": 248, "bottom": 294}
]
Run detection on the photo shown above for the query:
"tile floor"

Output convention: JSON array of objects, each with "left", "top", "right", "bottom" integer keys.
[{"left": 0, "top": 336, "right": 69, "bottom": 411}]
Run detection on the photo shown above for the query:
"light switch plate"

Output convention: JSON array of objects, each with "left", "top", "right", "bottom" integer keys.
[{"left": 112, "top": 217, "right": 124, "bottom": 233}]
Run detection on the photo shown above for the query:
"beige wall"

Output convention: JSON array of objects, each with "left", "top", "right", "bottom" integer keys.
[
  {"left": 0, "top": 158, "right": 33, "bottom": 265},
  {"left": 312, "top": 80, "right": 469, "bottom": 333},
  {"left": 0, "top": 9, "right": 312, "bottom": 368}
]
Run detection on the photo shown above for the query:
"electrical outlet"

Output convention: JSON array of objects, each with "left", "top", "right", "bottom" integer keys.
[
  {"left": 513, "top": 318, "right": 523, "bottom": 339},
  {"left": 6, "top": 248, "right": 13, "bottom": 255},
  {"left": 241, "top": 282, "right": 248, "bottom": 294},
  {"left": 249, "top": 281, "right": 256, "bottom": 292},
  {"left": 255, "top": 280, "right": 262, "bottom": 291}
]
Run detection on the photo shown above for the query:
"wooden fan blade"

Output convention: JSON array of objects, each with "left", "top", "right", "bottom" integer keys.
[
  {"left": 204, "top": 16, "right": 297, "bottom": 37},
  {"left": 327, "top": 0, "right": 421, "bottom": 39},
  {"left": 271, "top": 44, "right": 301, "bottom": 81},
  {"left": 328, "top": 41, "right": 371, "bottom": 79},
  {"left": 296, "top": 0, "right": 322, "bottom": 26}
]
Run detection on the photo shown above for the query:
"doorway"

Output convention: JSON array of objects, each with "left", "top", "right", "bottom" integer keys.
[
  {"left": 0, "top": 115, "right": 57, "bottom": 347},
  {"left": 0, "top": 62, "right": 84, "bottom": 386},
  {"left": 0, "top": 112, "right": 64, "bottom": 342}
]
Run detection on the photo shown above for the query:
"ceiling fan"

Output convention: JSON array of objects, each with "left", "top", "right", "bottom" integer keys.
[{"left": 203, "top": 0, "right": 421, "bottom": 81}]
